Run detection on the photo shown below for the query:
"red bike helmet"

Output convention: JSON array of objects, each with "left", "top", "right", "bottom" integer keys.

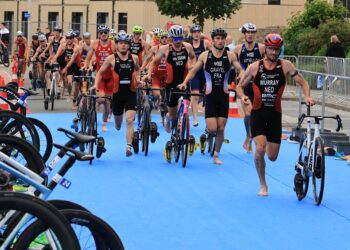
[{"left": 264, "top": 33, "right": 283, "bottom": 47}]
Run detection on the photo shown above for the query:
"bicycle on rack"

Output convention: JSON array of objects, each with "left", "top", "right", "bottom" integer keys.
[
  {"left": 0, "top": 129, "right": 125, "bottom": 249},
  {"left": 164, "top": 89, "right": 202, "bottom": 167},
  {"left": 72, "top": 71, "right": 109, "bottom": 164},
  {"left": 132, "top": 82, "right": 160, "bottom": 156},
  {"left": 44, "top": 62, "right": 61, "bottom": 111},
  {"left": 0, "top": 86, "right": 53, "bottom": 162},
  {"left": 293, "top": 102, "right": 343, "bottom": 205},
  {"left": 0, "top": 40, "right": 9, "bottom": 67}
]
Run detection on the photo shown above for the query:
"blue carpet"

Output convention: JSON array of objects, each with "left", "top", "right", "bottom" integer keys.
[{"left": 29, "top": 112, "right": 350, "bottom": 250}]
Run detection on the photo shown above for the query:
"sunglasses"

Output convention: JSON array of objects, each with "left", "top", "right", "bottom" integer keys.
[
  {"left": 66, "top": 37, "right": 73, "bottom": 40},
  {"left": 99, "top": 31, "right": 108, "bottom": 35},
  {"left": 161, "top": 36, "right": 167, "bottom": 39},
  {"left": 39, "top": 40, "right": 46, "bottom": 42},
  {"left": 133, "top": 32, "right": 141, "bottom": 35},
  {"left": 173, "top": 36, "right": 183, "bottom": 42}
]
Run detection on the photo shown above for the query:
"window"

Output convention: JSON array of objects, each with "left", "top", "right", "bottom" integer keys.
[
  {"left": 343, "top": 0, "right": 350, "bottom": 17},
  {"left": 97, "top": 12, "right": 109, "bottom": 37},
  {"left": 21, "top": 12, "right": 29, "bottom": 37},
  {"left": 268, "top": 0, "right": 280, "bottom": 4},
  {"left": 71, "top": 12, "right": 83, "bottom": 34},
  {"left": 48, "top": 12, "right": 59, "bottom": 29},
  {"left": 118, "top": 13, "right": 127, "bottom": 32}
]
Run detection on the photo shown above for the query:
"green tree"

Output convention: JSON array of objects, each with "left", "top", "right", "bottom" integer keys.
[
  {"left": 155, "top": 0, "right": 241, "bottom": 28},
  {"left": 283, "top": 0, "right": 347, "bottom": 55}
]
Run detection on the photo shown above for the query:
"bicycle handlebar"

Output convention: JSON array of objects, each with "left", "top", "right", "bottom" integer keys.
[{"left": 297, "top": 102, "right": 343, "bottom": 132}]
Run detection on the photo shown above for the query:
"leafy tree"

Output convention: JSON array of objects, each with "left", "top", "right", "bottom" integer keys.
[
  {"left": 283, "top": 0, "right": 347, "bottom": 55},
  {"left": 155, "top": 0, "right": 241, "bottom": 28}
]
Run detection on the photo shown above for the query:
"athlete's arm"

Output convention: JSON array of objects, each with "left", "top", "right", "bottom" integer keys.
[
  {"left": 93, "top": 54, "right": 114, "bottom": 90},
  {"left": 145, "top": 44, "right": 167, "bottom": 80},
  {"left": 233, "top": 44, "right": 241, "bottom": 59},
  {"left": 204, "top": 40, "right": 211, "bottom": 50},
  {"left": 51, "top": 42, "right": 65, "bottom": 62},
  {"left": 25, "top": 42, "right": 32, "bottom": 63},
  {"left": 132, "top": 54, "right": 142, "bottom": 85},
  {"left": 84, "top": 40, "right": 97, "bottom": 70},
  {"left": 41, "top": 37, "right": 52, "bottom": 57},
  {"left": 186, "top": 43, "right": 196, "bottom": 70},
  {"left": 237, "top": 62, "right": 258, "bottom": 104},
  {"left": 283, "top": 60, "right": 315, "bottom": 105},
  {"left": 140, "top": 46, "right": 156, "bottom": 71},
  {"left": 178, "top": 51, "right": 207, "bottom": 90}
]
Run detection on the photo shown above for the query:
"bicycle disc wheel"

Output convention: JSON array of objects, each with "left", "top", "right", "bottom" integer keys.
[
  {"left": 298, "top": 133, "right": 309, "bottom": 200},
  {"left": 142, "top": 106, "right": 150, "bottom": 156},
  {"left": 312, "top": 137, "right": 325, "bottom": 205},
  {"left": 181, "top": 114, "right": 189, "bottom": 168},
  {"left": 27, "top": 117, "right": 53, "bottom": 163},
  {"left": 0, "top": 110, "right": 40, "bottom": 150},
  {"left": 0, "top": 192, "right": 80, "bottom": 250}
]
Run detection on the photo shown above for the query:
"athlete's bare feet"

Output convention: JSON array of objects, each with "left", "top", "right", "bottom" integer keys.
[
  {"left": 257, "top": 186, "right": 268, "bottom": 196},
  {"left": 213, "top": 155, "right": 223, "bottom": 165},
  {"left": 102, "top": 123, "right": 108, "bottom": 132},
  {"left": 243, "top": 137, "right": 252, "bottom": 153}
]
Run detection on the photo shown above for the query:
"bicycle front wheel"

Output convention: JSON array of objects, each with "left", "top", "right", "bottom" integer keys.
[
  {"left": 0, "top": 192, "right": 80, "bottom": 250},
  {"left": 312, "top": 136, "right": 325, "bottom": 205},
  {"left": 142, "top": 105, "right": 150, "bottom": 156},
  {"left": 181, "top": 114, "right": 189, "bottom": 168},
  {"left": 297, "top": 133, "right": 309, "bottom": 200},
  {"left": 88, "top": 110, "right": 97, "bottom": 164}
]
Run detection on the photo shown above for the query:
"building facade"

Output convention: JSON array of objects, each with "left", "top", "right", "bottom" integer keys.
[{"left": 0, "top": 0, "right": 307, "bottom": 40}]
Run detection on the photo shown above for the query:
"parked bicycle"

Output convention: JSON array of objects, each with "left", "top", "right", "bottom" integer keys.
[
  {"left": 293, "top": 102, "right": 342, "bottom": 205},
  {"left": 164, "top": 89, "right": 202, "bottom": 167}
]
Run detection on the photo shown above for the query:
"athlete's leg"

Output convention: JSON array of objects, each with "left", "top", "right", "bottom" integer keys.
[
  {"left": 213, "top": 117, "right": 228, "bottom": 165},
  {"left": 253, "top": 135, "right": 268, "bottom": 196},
  {"left": 241, "top": 99, "right": 252, "bottom": 153}
]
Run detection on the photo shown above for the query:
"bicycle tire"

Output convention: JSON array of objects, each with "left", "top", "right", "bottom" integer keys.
[
  {"left": 142, "top": 105, "right": 150, "bottom": 156},
  {"left": 88, "top": 110, "right": 97, "bottom": 164},
  {"left": 312, "top": 137, "right": 325, "bottom": 205},
  {"left": 2, "top": 48, "right": 10, "bottom": 67},
  {"left": 298, "top": 133, "right": 309, "bottom": 200},
  {"left": 15, "top": 209, "right": 125, "bottom": 250},
  {"left": 0, "top": 192, "right": 80, "bottom": 250},
  {"left": 181, "top": 113, "right": 189, "bottom": 168},
  {"left": 0, "top": 134, "right": 46, "bottom": 176},
  {"left": 0, "top": 110, "right": 40, "bottom": 150},
  {"left": 174, "top": 118, "right": 181, "bottom": 163},
  {"left": 50, "top": 82, "right": 55, "bottom": 111},
  {"left": 137, "top": 88, "right": 143, "bottom": 126},
  {"left": 27, "top": 117, "right": 53, "bottom": 163},
  {"left": 207, "top": 134, "right": 214, "bottom": 155}
]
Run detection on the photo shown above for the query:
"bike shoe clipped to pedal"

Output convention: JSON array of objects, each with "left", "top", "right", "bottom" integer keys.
[
  {"left": 96, "top": 137, "right": 106, "bottom": 158},
  {"left": 294, "top": 173, "right": 304, "bottom": 200},
  {"left": 164, "top": 141, "right": 173, "bottom": 163},
  {"left": 132, "top": 131, "right": 139, "bottom": 154},
  {"left": 199, "top": 134, "right": 207, "bottom": 154},
  {"left": 150, "top": 122, "right": 160, "bottom": 143},
  {"left": 188, "top": 135, "right": 196, "bottom": 156}
]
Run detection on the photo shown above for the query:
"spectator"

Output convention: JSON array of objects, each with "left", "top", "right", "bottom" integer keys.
[
  {"left": 0, "top": 22, "right": 10, "bottom": 46},
  {"left": 326, "top": 35, "right": 345, "bottom": 58},
  {"left": 225, "top": 35, "right": 235, "bottom": 51},
  {"left": 183, "top": 25, "right": 192, "bottom": 43},
  {"left": 45, "top": 25, "right": 52, "bottom": 40}
]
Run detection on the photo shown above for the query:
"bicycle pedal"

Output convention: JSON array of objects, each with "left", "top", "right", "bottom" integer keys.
[
  {"left": 223, "top": 139, "right": 230, "bottom": 143},
  {"left": 294, "top": 173, "right": 304, "bottom": 200}
]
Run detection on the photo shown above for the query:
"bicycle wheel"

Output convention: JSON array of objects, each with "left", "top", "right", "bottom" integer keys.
[
  {"left": 27, "top": 117, "right": 53, "bottom": 163},
  {"left": 142, "top": 105, "right": 150, "bottom": 156},
  {"left": 88, "top": 110, "right": 97, "bottom": 164},
  {"left": 181, "top": 113, "right": 189, "bottom": 168},
  {"left": 3, "top": 49, "right": 9, "bottom": 68},
  {"left": 50, "top": 81, "right": 55, "bottom": 111},
  {"left": 297, "top": 133, "right": 309, "bottom": 200},
  {"left": 312, "top": 137, "right": 325, "bottom": 205},
  {"left": 14, "top": 209, "right": 125, "bottom": 250},
  {"left": 0, "top": 134, "right": 46, "bottom": 176},
  {"left": 136, "top": 89, "right": 143, "bottom": 126},
  {"left": 173, "top": 118, "right": 181, "bottom": 163},
  {"left": 0, "top": 192, "right": 80, "bottom": 250},
  {"left": 0, "top": 110, "right": 40, "bottom": 150},
  {"left": 207, "top": 134, "right": 215, "bottom": 157}
]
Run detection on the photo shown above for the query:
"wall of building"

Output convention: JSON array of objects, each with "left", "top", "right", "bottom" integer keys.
[{"left": 0, "top": 0, "right": 306, "bottom": 40}]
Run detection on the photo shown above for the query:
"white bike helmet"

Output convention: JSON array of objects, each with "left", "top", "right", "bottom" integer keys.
[
  {"left": 116, "top": 31, "right": 131, "bottom": 43},
  {"left": 240, "top": 23, "right": 257, "bottom": 33},
  {"left": 16, "top": 31, "right": 24, "bottom": 36},
  {"left": 169, "top": 25, "right": 184, "bottom": 38}
]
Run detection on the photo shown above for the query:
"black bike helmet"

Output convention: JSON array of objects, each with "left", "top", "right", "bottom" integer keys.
[{"left": 211, "top": 28, "right": 227, "bottom": 39}]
